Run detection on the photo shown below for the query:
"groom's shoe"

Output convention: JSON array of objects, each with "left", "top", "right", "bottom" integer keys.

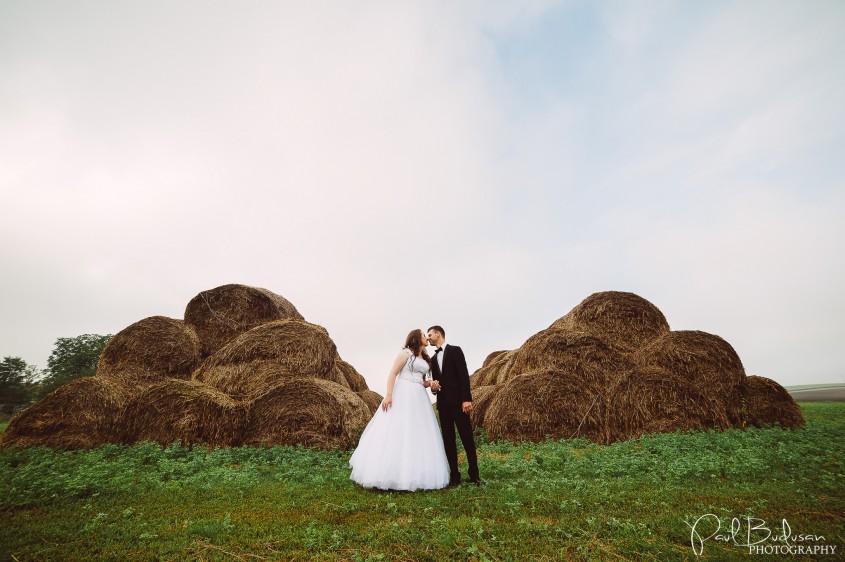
[{"left": 447, "top": 479, "right": 461, "bottom": 488}]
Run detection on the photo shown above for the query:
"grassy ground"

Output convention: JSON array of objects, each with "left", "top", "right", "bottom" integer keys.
[{"left": 1, "top": 403, "right": 843, "bottom": 561}]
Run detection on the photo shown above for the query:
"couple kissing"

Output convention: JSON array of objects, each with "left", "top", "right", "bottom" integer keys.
[{"left": 349, "top": 326, "right": 482, "bottom": 491}]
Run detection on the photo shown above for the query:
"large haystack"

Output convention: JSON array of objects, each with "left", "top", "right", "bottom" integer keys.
[
  {"left": 96, "top": 316, "right": 201, "bottom": 388},
  {"left": 607, "top": 366, "right": 733, "bottom": 442},
  {"left": 484, "top": 370, "right": 608, "bottom": 443},
  {"left": 244, "top": 378, "right": 371, "bottom": 450},
  {"left": 551, "top": 291, "right": 669, "bottom": 353},
  {"left": 474, "top": 292, "right": 797, "bottom": 444},
  {"left": 743, "top": 375, "right": 805, "bottom": 428},
  {"left": 118, "top": 379, "right": 247, "bottom": 447},
  {"left": 193, "top": 319, "right": 340, "bottom": 400},
  {"left": 184, "top": 284, "right": 304, "bottom": 357},
  {"left": 2, "top": 283, "right": 383, "bottom": 451},
  {"left": 468, "top": 384, "right": 500, "bottom": 428},
  {"left": 0, "top": 377, "right": 128, "bottom": 450},
  {"left": 356, "top": 389, "right": 384, "bottom": 415},
  {"left": 509, "top": 329, "right": 634, "bottom": 390},
  {"left": 470, "top": 351, "right": 516, "bottom": 388},
  {"left": 637, "top": 330, "right": 746, "bottom": 427}
]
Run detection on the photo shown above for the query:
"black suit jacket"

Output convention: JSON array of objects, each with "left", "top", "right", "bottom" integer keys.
[{"left": 431, "top": 344, "right": 473, "bottom": 409}]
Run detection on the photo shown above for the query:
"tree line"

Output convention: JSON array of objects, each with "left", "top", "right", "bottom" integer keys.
[{"left": 0, "top": 334, "right": 112, "bottom": 419}]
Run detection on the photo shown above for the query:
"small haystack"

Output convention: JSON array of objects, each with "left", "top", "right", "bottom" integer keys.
[
  {"left": 356, "top": 389, "right": 384, "bottom": 415},
  {"left": 484, "top": 370, "right": 608, "bottom": 443},
  {"left": 184, "top": 284, "right": 304, "bottom": 357},
  {"left": 470, "top": 351, "right": 516, "bottom": 388},
  {"left": 482, "top": 350, "right": 510, "bottom": 368},
  {"left": 607, "top": 366, "right": 733, "bottom": 442},
  {"left": 0, "top": 377, "right": 128, "bottom": 450},
  {"left": 244, "top": 378, "right": 371, "bottom": 450},
  {"left": 637, "top": 330, "right": 746, "bottom": 427},
  {"left": 333, "top": 359, "right": 368, "bottom": 392},
  {"left": 97, "top": 316, "right": 201, "bottom": 388},
  {"left": 551, "top": 291, "right": 670, "bottom": 353},
  {"left": 118, "top": 379, "right": 247, "bottom": 447},
  {"left": 193, "top": 360, "right": 345, "bottom": 402},
  {"left": 468, "top": 384, "right": 500, "bottom": 428},
  {"left": 743, "top": 375, "right": 805, "bottom": 428},
  {"left": 510, "top": 329, "right": 634, "bottom": 390},
  {"left": 194, "top": 319, "right": 339, "bottom": 400}
]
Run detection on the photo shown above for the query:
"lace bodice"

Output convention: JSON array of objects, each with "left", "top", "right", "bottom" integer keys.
[{"left": 397, "top": 351, "right": 431, "bottom": 386}]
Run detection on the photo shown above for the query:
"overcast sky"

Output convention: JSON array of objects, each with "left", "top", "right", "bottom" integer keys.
[{"left": 2, "top": 0, "right": 843, "bottom": 394}]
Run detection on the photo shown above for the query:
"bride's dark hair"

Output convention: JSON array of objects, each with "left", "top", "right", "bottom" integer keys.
[{"left": 404, "top": 329, "right": 431, "bottom": 364}]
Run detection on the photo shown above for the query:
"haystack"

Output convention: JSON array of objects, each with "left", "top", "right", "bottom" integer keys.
[
  {"left": 118, "top": 379, "right": 247, "bottom": 447},
  {"left": 607, "top": 366, "right": 733, "bottom": 442},
  {"left": 96, "top": 316, "right": 201, "bottom": 388},
  {"left": 484, "top": 370, "right": 608, "bottom": 443},
  {"left": 637, "top": 330, "right": 746, "bottom": 427},
  {"left": 0, "top": 377, "right": 128, "bottom": 450},
  {"left": 184, "top": 284, "right": 304, "bottom": 357},
  {"left": 468, "top": 384, "right": 500, "bottom": 428},
  {"left": 333, "top": 359, "right": 368, "bottom": 392},
  {"left": 470, "top": 351, "right": 516, "bottom": 388},
  {"left": 551, "top": 291, "right": 670, "bottom": 353},
  {"left": 743, "top": 375, "right": 805, "bottom": 428},
  {"left": 193, "top": 319, "right": 339, "bottom": 400},
  {"left": 482, "top": 350, "right": 510, "bottom": 368},
  {"left": 510, "top": 329, "right": 634, "bottom": 390},
  {"left": 244, "top": 378, "right": 371, "bottom": 450},
  {"left": 356, "top": 389, "right": 384, "bottom": 415}
]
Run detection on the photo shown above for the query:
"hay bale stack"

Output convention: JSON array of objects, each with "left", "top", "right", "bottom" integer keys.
[
  {"left": 476, "top": 292, "right": 797, "bottom": 444},
  {"left": 0, "top": 377, "right": 128, "bottom": 450},
  {"left": 118, "top": 379, "right": 247, "bottom": 447},
  {"left": 607, "top": 366, "right": 733, "bottom": 442},
  {"left": 551, "top": 291, "right": 670, "bottom": 353},
  {"left": 468, "top": 385, "right": 500, "bottom": 428},
  {"left": 743, "top": 375, "right": 805, "bottom": 428},
  {"left": 484, "top": 370, "right": 608, "bottom": 443},
  {"left": 470, "top": 351, "right": 516, "bottom": 389},
  {"left": 193, "top": 320, "right": 340, "bottom": 400},
  {"left": 96, "top": 316, "right": 201, "bottom": 388},
  {"left": 244, "top": 378, "right": 371, "bottom": 450},
  {"left": 510, "top": 329, "right": 634, "bottom": 390},
  {"left": 637, "top": 330, "right": 746, "bottom": 427},
  {"left": 356, "top": 389, "right": 384, "bottom": 415},
  {"left": 184, "top": 284, "right": 304, "bottom": 357}
]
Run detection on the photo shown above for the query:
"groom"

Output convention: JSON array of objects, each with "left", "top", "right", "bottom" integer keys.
[{"left": 427, "top": 325, "right": 482, "bottom": 487}]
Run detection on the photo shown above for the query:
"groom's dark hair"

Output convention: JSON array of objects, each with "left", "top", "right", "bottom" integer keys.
[{"left": 427, "top": 325, "right": 445, "bottom": 338}]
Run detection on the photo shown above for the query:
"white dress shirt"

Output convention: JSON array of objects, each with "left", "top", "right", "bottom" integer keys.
[{"left": 436, "top": 341, "right": 446, "bottom": 372}]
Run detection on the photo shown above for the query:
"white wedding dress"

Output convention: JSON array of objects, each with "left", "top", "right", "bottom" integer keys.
[{"left": 349, "top": 350, "right": 450, "bottom": 491}]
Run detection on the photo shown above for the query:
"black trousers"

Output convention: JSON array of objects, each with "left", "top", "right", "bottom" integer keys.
[{"left": 438, "top": 402, "right": 479, "bottom": 482}]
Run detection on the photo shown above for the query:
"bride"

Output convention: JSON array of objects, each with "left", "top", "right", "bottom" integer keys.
[{"left": 349, "top": 329, "right": 450, "bottom": 491}]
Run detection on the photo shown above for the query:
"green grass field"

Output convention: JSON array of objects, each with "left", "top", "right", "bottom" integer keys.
[{"left": 2, "top": 403, "right": 843, "bottom": 561}]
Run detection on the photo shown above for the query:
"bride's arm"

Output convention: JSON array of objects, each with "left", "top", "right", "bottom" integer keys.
[{"left": 381, "top": 350, "right": 410, "bottom": 411}]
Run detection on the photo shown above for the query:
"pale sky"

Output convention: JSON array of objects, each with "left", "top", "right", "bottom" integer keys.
[{"left": 2, "top": 0, "right": 844, "bottom": 395}]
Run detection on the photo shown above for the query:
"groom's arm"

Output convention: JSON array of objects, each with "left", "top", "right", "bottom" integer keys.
[
  {"left": 454, "top": 346, "right": 473, "bottom": 404},
  {"left": 429, "top": 358, "right": 441, "bottom": 394}
]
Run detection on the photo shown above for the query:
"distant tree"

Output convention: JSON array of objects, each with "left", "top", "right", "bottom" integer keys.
[
  {"left": 0, "top": 357, "right": 39, "bottom": 415},
  {"left": 37, "top": 334, "right": 112, "bottom": 399}
]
